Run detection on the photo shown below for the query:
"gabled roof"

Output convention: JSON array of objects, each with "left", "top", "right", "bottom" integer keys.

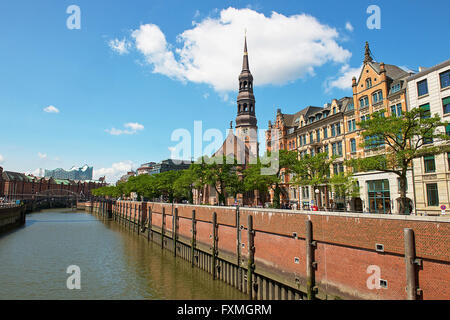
[
  {"left": 357, "top": 61, "right": 410, "bottom": 84},
  {"left": 279, "top": 106, "right": 322, "bottom": 127},
  {"left": 213, "top": 130, "right": 253, "bottom": 164}
]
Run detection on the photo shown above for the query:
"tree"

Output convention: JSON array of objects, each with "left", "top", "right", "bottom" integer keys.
[
  {"left": 347, "top": 108, "right": 449, "bottom": 214},
  {"left": 153, "top": 170, "right": 181, "bottom": 203},
  {"left": 203, "top": 155, "right": 240, "bottom": 205},
  {"left": 243, "top": 158, "right": 279, "bottom": 206},
  {"left": 173, "top": 169, "right": 196, "bottom": 203},
  {"left": 291, "top": 152, "right": 334, "bottom": 208},
  {"left": 247, "top": 150, "right": 298, "bottom": 208},
  {"left": 329, "top": 172, "right": 360, "bottom": 210}
]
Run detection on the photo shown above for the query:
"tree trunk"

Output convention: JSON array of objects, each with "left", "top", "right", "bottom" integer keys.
[
  {"left": 399, "top": 174, "right": 408, "bottom": 215},
  {"left": 273, "top": 184, "right": 281, "bottom": 209}
]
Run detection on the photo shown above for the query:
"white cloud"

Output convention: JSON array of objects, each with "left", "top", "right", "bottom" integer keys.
[
  {"left": 109, "top": 38, "right": 131, "bottom": 55},
  {"left": 400, "top": 65, "right": 415, "bottom": 74},
  {"left": 345, "top": 22, "right": 354, "bottom": 32},
  {"left": 44, "top": 105, "right": 60, "bottom": 113},
  {"left": 93, "top": 161, "right": 135, "bottom": 183},
  {"left": 0, "top": 154, "right": 4, "bottom": 164},
  {"left": 106, "top": 122, "right": 145, "bottom": 135},
  {"left": 121, "top": 7, "right": 351, "bottom": 93},
  {"left": 38, "top": 152, "right": 47, "bottom": 159},
  {"left": 325, "top": 64, "right": 362, "bottom": 92}
]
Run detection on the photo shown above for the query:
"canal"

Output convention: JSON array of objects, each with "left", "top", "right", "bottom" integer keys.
[{"left": 0, "top": 209, "right": 246, "bottom": 300}]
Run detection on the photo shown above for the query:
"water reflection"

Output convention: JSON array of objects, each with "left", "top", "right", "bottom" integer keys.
[{"left": 0, "top": 209, "right": 246, "bottom": 300}]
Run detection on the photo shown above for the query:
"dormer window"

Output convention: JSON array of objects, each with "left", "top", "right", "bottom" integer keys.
[
  {"left": 366, "top": 78, "right": 372, "bottom": 89},
  {"left": 391, "top": 83, "right": 401, "bottom": 93},
  {"left": 333, "top": 107, "right": 336, "bottom": 114}
]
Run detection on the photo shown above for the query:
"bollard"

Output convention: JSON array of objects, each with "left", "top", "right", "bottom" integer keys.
[
  {"left": 404, "top": 228, "right": 421, "bottom": 300},
  {"left": 247, "top": 214, "right": 255, "bottom": 300},
  {"left": 191, "top": 210, "right": 197, "bottom": 267},
  {"left": 161, "top": 207, "right": 165, "bottom": 249},
  {"left": 236, "top": 205, "right": 242, "bottom": 291},
  {"left": 137, "top": 204, "right": 141, "bottom": 235},
  {"left": 212, "top": 212, "right": 218, "bottom": 280},
  {"left": 148, "top": 207, "right": 153, "bottom": 242},
  {"left": 306, "top": 219, "right": 316, "bottom": 300},
  {"left": 173, "top": 208, "right": 178, "bottom": 257}
]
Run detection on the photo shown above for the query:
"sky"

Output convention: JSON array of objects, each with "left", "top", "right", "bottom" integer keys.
[{"left": 0, "top": 0, "right": 449, "bottom": 183}]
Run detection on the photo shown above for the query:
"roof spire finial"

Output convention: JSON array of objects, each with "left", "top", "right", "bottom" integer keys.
[
  {"left": 242, "top": 32, "right": 249, "bottom": 70},
  {"left": 364, "top": 41, "right": 373, "bottom": 63}
]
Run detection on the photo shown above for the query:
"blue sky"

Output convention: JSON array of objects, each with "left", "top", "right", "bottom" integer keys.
[{"left": 0, "top": 0, "right": 449, "bottom": 182}]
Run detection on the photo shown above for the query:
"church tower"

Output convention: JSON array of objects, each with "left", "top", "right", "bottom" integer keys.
[{"left": 235, "top": 36, "right": 258, "bottom": 158}]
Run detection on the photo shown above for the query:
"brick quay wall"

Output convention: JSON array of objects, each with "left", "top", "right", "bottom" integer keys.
[{"left": 87, "top": 200, "right": 450, "bottom": 300}]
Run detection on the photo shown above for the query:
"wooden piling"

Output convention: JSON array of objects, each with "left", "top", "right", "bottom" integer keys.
[
  {"left": 173, "top": 208, "right": 178, "bottom": 257},
  {"left": 191, "top": 209, "right": 196, "bottom": 267},
  {"left": 306, "top": 219, "right": 316, "bottom": 300},
  {"left": 247, "top": 214, "right": 255, "bottom": 300},
  {"left": 161, "top": 207, "right": 165, "bottom": 249},
  {"left": 404, "top": 228, "right": 420, "bottom": 300}
]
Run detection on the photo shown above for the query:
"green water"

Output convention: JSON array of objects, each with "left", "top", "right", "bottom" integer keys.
[{"left": 0, "top": 209, "right": 246, "bottom": 300}]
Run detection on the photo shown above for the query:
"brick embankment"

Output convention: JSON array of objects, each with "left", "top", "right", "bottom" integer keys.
[{"left": 90, "top": 200, "right": 450, "bottom": 300}]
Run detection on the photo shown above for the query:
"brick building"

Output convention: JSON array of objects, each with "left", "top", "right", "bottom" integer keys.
[
  {"left": 266, "top": 42, "right": 417, "bottom": 214},
  {"left": 0, "top": 166, "right": 106, "bottom": 200}
]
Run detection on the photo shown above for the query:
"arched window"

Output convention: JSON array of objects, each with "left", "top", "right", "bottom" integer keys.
[
  {"left": 244, "top": 103, "right": 248, "bottom": 111},
  {"left": 244, "top": 81, "right": 247, "bottom": 88},
  {"left": 239, "top": 82, "right": 242, "bottom": 89},
  {"left": 249, "top": 82, "right": 252, "bottom": 88},
  {"left": 250, "top": 104, "right": 253, "bottom": 112},
  {"left": 366, "top": 78, "right": 372, "bottom": 89},
  {"left": 238, "top": 104, "right": 241, "bottom": 112}
]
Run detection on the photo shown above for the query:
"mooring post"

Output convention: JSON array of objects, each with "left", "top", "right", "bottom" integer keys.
[
  {"left": 173, "top": 208, "right": 178, "bottom": 257},
  {"left": 137, "top": 204, "right": 141, "bottom": 235},
  {"left": 191, "top": 209, "right": 197, "bottom": 267},
  {"left": 247, "top": 214, "right": 255, "bottom": 300},
  {"left": 306, "top": 219, "right": 317, "bottom": 300},
  {"left": 404, "top": 228, "right": 421, "bottom": 300},
  {"left": 236, "top": 205, "right": 242, "bottom": 291},
  {"left": 148, "top": 207, "right": 153, "bottom": 242},
  {"left": 212, "top": 212, "right": 218, "bottom": 280},
  {"left": 161, "top": 207, "right": 165, "bottom": 249}
]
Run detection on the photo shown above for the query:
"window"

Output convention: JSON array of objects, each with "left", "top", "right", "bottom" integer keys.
[
  {"left": 391, "top": 103, "right": 402, "bottom": 117},
  {"left": 331, "top": 124, "right": 336, "bottom": 137},
  {"left": 310, "top": 132, "right": 314, "bottom": 143},
  {"left": 446, "top": 124, "right": 450, "bottom": 136},
  {"left": 420, "top": 103, "right": 431, "bottom": 118},
  {"left": 443, "top": 97, "right": 450, "bottom": 114},
  {"left": 424, "top": 155, "right": 436, "bottom": 173},
  {"left": 366, "top": 78, "right": 372, "bottom": 89},
  {"left": 350, "top": 139, "right": 357, "bottom": 153},
  {"left": 332, "top": 142, "right": 337, "bottom": 156},
  {"left": 316, "top": 130, "right": 321, "bottom": 142},
  {"left": 336, "top": 123, "right": 341, "bottom": 135},
  {"left": 333, "top": 164, "right": 339, "bottom": 175},
  {"left": 448, "top": 153, "right": 450, "bottom": 170},
  {"left": 391, "top": 83, "right": 401, "bottom": 93},
  {"left": 337, "top": 141, "right": 343, "bottom": 156},
  {"left": 417, "top": 79, "right": 428, "bottom": 96},
  {"left": 359, "top": 96, "right": 369, "bottom": 108},
  {"left": 361, "top": 115, "right": 370, "bottom": 122},
  {"left": 426, "top": 183, "right": 439, "bottom": 206},
  {"left": 323, "top": 127, "right": 328, "bottom": 139},
  {"left": 333, "top": 107, "right": 336, "bottom": 114},
  {"left": 347, "top": 102, "right": 354, "bottom": 111},
  {"left": 348, "top": 119, "right": 356, "bottom": 132},
  {"left": 324, "top": 144, "right": 329, "bottom": 156},
  {"left": 440, "top": 70, "right": 450, "bottom": 89},
  {"left": 372, "top": 90, "right": 383, "bottom": 104},
  {"left": 420, "top": 103, "right": 433, "bottom": 144},
  {"left": 302, "top": 187, "right": 309, "bottom": 199},
  {"left": 310, "top": 148, "right": 315, "bottom": 157}
]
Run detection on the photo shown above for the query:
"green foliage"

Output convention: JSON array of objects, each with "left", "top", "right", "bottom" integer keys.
[
  {"left": 348, "top": 108, "right": 449, "bottom": 214},
  {"left": 292, "top": 152, "right": 334, "bottom": 188}
]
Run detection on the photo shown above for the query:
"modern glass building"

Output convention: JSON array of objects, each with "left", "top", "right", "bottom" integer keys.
[{"left": 45, "top": 165, "right": 93, "bottom": 181}]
